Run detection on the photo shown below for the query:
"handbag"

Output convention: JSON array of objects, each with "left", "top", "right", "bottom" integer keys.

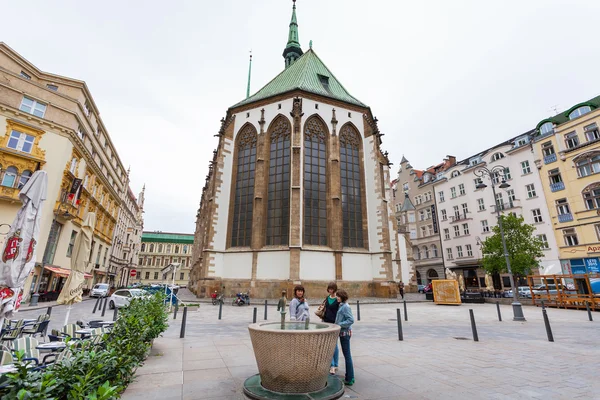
[{"left": 314, "top": 297, "right": 327, "bottom": 319}]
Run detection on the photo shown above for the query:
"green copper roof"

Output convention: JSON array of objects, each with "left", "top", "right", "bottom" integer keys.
[
  {"left": 142, "top": 232, "right": 194, "bottom": 244},
  {"left": 231, "top": 49, "right": 367, "bottom": 109},
  {"left": 536, "top": 94, "right": 600, "bottom": 130},
  {"left": 286, "top": 2, "right": 301, "bottom": 50}
]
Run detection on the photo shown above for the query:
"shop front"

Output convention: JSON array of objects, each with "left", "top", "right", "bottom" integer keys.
[{"left": 31, "top": 265, "right": 92, "bottom": 302}]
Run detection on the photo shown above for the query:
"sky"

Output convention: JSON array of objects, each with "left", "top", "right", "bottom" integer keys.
[{"left": 3, "top": 0, "right": 600, "bottom": 233}]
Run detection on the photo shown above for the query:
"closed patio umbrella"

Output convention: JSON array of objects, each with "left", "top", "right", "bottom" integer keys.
[
  {"left": 57, "top": 212, "right": 95, "bottom": 325},
  {"left": 0, "top": 171, "right": 48, "bottom": 324},
  {"left": 485, "top": 274, "right": 494, "bottom": 291}
]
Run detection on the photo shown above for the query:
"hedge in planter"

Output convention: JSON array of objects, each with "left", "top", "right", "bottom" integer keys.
[{"left": 0, "top": 293, "right": 169, "bottom": 400}]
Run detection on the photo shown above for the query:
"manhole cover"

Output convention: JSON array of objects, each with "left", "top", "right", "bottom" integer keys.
[{"left": 453, "top": 337, "right": 469, "bottom": 340}]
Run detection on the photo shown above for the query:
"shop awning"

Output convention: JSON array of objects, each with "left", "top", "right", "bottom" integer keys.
[
  {"left": 44, "top": 266, "right": 92, "bottom": 279},
  {"left": 94, "top": 270, "right": 106, "bottom": 276}
]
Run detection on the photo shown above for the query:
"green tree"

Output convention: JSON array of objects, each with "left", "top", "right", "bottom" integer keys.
[{"left": 481, "top": 214, "right": 544, "bottom": 279}]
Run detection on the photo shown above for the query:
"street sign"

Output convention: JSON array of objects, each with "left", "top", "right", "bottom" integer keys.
[
  {"left": 161, "top": 263, "right": 181, "bottom": 278},
  {"left": 130, "top": 269, "right": 137, "bottom": 277}
]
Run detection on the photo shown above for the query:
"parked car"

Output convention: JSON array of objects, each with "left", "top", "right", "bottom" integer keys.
[
  {"left": 418, "top": 284, "right": 426, "bottom": 293},
  {"left": 505, "top": 286, "right": 531, "bottom": 298},
  {"left": 90, "top": 283, "right": 110, "bottom": 298},
  {"left": 526, "top": 284, "right": 566, "bottom": 298},
  {"left": 108, "top": 288, "right": 147, "bottom": 309}
]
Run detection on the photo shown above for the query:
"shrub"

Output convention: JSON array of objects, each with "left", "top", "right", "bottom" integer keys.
[{"left": 0, "top": 293, "right": 169, "bottom": 400}]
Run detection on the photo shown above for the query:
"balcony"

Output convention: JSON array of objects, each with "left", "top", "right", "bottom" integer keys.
[
  {"left": 492, "top": 200, "right": 521, "bottom": 212},
  {"left": 550, "top": 181, "right": 565, "bottom": 192},
  {"left": 558, "top": 213, "right": 574, "bottom": 223},
  {"left": 0, "top": 186, "right": 19, "bottom": 202},
  {"left": 450, "top": 214, "right": 470, "bottom": 223},
  {"left": 544, "top": 154, "right": 557, "bottom": 164},
  {"left": 397, "top": 225, "right": 409, "bottom": 234}
]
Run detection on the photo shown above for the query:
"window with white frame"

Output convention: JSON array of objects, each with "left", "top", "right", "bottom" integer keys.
[
  {"left": 491, "top": 153, "right": 505, "bottom": 162},
  {"left": 492, "top": 171, "right": 501, "bottom": 185},
  {"left": 453, "top": 205, "right": 460, "bottom": 218},
  {"left": 77, "top": 126, "right": 86, "bottom": 141},
  {"left": 532, "top": 209, "right": 543, "bottom": 223},
  {"left": 537, "top": 234, "right": 549, "bottom": 249},
  {"left": 462, "top": 223, "right": 469, "bottom": 235},
  {"left": 504, "top": 168, "right": 512, "bottom": 181},
  {"left": 425, "top": 208, "right": 432, "bottom": 220},
  {"left": 563, "top": 228, "right": 579, "bottom": 246},
  {"left": 413, "top": 247, "right": 420, "bottom": 260},
  {"left": 540, "top": 122, "right": 554, "bottom": 135},
  {"left": 424, "top": 192, "right": 432, "bottom": 202},
  {"left": 427, "top": 225, "right": 434, "bottom": 236},
  {"left": 423, "top": 246, "right": 429, "bottom": 258},
  {"left": 542, "top": 141, "right": 555, "bottom": 157},
  {"left": 446, "top": 247, "right": 453, "bottom": 259},
  {"left": 461, "top": 203, "right": 469, "bottom": 215},
  {"left": 521, "top": 161, "right": 531, "bottom": 175},
  {"left": 408, "top": 213, "right": 415, "bottom": 223},
  {"left": 441, "top": 209, "right": 447, "bottom": 220},
  {"left": 507, "top": 189, "right": 516, "bottom": 202},
  {"left": 439, "top": 191, "right": 445, "bottom": 202},
  {"left": 548, "top": 168, "right": 563, "bottom": 185},
  {"left": 18, "top": 170, "right": 32, "bottom": 189},
  {"left": 7, "top": 130, "right": 35, "bottom": 154},
  {"left": 569, "top": 106, "right": 591, "bottom": 120},
  {"left": 421, "top": 226, "right": 427, "bottom": 237},
  {"left": 526, "top": 184, "right": 536, "bottom": 198},
  {"left": 583, "top": 188, "right": 600, "bottom": 210},
  {"left": 84, "top": 102, "right": 92, "bottom": 117},
  {"left": 556, "top": 198, "right": 571, "bottom": 215},
  {"left": 453, "top": 226, "right": 460, "bottom": 237},
  {"left": 419, "top": 210, "right": 425, "bottom": 221},
  {"left": 474, "top": 177, "right": 483, "bottom": 188},
  {"left": 575, "top": 153, "right": 600, "bottom": 177},
  {"left": 19, "top": 97, "right": 46, "bottom": 118},
  {"left": 456, "top": 246, "right": 463, "bottom": 258},
  {"left": 431, "top": 244, "right": 438, "bottom": 257},
  {"left": 459, "top": 184, "right": 465, "bottom": 195},
  {"left": 410, "top": 229, "right": 417, "bottom": 239},
  {"left": 585, "top": 123, "right": 600, "bottom": 142},
  {"left": 451, "top": 170, "right": 461, "bottom": 178},
  {"left": 477, "top": 198, "right": 485, "bottom": 211},
  {"left": 466, "top": 244, "right": 473, "bottom": 257},
  {"left": 444, "top": 228, "right": 450, "bottom": 240},
  {"left": 481, "top": 220, "right": 490, "bottom": 233},
  {"left": 450, "top": 187, "right": 457, "bottom": 198},
  {"left": 1, "top": 167, "right": 18, "bottom": 187},
  {"left": 69, "top": 158, "right": 77, "bottom": 174},
  {"left": 565, "top": 132, "right": 579, "bottom": 149},
  {"left": 516, "top": 137, "right": 528, "bottom": 147}
]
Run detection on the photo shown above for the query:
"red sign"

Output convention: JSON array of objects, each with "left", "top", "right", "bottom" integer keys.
[
  {"left": 130, "top": 270, "right": 137, "bottom": 277},
  {"left": 2, "top": 230, "right": 22, "bottom": 263}
]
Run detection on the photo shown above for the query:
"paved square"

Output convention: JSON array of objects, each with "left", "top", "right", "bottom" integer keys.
[{"left": 119, "top": 300, "right": 599, "bottom": 400}]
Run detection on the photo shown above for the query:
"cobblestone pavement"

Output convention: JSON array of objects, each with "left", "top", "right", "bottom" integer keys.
[{"left": 121, "top": 301, "right": 600, "bottom": 400}]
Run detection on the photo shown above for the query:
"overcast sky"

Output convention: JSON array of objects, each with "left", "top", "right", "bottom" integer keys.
[{"left": 3, "top": 0, "right": 600, "bottom": 233}]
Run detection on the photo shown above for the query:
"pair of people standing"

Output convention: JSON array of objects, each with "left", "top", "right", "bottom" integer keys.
[{"left": 322, "top": 282, "right": 355, "bottom": 386}]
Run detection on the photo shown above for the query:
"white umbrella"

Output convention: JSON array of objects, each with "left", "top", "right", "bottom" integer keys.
[
  {"left": 0, "top": 171, "right": 48, "bottom": 324},
  {"left": 57, "top": 212, "right": 95, "bottom": 325},
  {"left": 485, "top": 274, "right": 494, "bottom": 291}
]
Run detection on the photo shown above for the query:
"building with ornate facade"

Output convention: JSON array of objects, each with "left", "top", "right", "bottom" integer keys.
[
  {"left": 0, "top": 42, "right": 134, "bottom": 300},
  {"left": 189, "top": 2, "right": 402, "bottom": 298},
  {"left": 532, "top": 95, "right": 600, "bottom": 276},
  {"left": 136, "top": 232, "right": 193, "bottom": 287}
]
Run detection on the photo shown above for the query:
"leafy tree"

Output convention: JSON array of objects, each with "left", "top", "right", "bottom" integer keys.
[{"left": 481, "top": 214, "right": 544, "bottom": 279}]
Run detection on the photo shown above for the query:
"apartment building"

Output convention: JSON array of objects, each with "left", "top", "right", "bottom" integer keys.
[
  {"left": 395, "top": 156, "right": 456, "bottom": 286},
  {"left": 532, "top": 95, "right": 600, "bottom": 276},
  {"left": 136, "top": 232, "right": 194, "bottom": 287},
  {"left": 433, "top": 133, "right": 560, "bottom": 290}
]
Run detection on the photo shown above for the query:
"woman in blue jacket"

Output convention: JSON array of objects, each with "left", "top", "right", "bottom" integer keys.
[{"left": 335, "top": 289, "right": 355, "bottom": 386}]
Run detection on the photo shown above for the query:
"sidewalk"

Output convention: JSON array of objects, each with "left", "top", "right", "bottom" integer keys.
[{"left": 18, "top": 296, "right": 95, "bottom": 312}]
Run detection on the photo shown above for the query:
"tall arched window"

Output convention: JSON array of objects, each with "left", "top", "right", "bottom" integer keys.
[
  {"left": 266, "top": 116, "right": 291, "bottom": 245},
  {"left": 304, "top": 116, "right": 328, "bottom": 245},
  {"left": 18, "top": 170, "right": 32, "bottom": 189},
  {"left": 158, "top": 244, "right": 163, "bottom": 253},
  {"left": 340, "top": 124, "right": 364, "bottom": 248},
  {"left": 231, "top": 124, "right": 257, "bottom": 247},
  {"left": 149, "top": 244, "right": 154, "bottom": 253},
  {"left": 423, "top": 246, "right": 429, "bottom": 259}
]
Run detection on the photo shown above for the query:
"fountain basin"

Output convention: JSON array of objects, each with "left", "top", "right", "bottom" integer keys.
[{"left": 247, "top": 321, "right": 341, "bottom": 394}]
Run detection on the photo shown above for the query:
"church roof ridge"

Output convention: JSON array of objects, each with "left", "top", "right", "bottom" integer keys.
[{"left": 231, "top": 49, "right": 367, "bottom": 109}]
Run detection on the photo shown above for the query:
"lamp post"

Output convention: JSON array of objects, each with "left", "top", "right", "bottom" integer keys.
[{"left": 475, "top": 165, "right": 526, "bottom": 321}]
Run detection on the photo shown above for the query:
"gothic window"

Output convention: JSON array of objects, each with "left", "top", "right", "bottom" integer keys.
[
  {"left": 267, "top": 116, "right": 291, "bottom": 245},
  {"left": 340, "top": 124, "right": 364, "bottom": 248},
  {"left": 304, "top": 116, "right": 328, "bottom": 246},
  {"left": 231, "top": 124, "right": 257, "bottom": 247}
]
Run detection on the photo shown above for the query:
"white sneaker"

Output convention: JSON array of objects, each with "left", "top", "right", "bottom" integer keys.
[{"left": 329, "top": 367, "right": 336, "bottom": 375}]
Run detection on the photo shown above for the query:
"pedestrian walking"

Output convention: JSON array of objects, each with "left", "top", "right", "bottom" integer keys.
[
  {"left": 321, "top": 282, "right": 340, "bottom": 375},
  {"left": 398, "top": 281, "right": 405, "bottom": 299},
  {"left": 335, "top": 289, "right": 355, "bottom": 386},
  {"left": 289, "top": 285, "right": 309, "bottom": 321}
]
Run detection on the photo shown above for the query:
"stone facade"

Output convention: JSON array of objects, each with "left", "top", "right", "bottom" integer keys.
[{"left": 136, "top": 232, "right": 194, "bottom": 287}]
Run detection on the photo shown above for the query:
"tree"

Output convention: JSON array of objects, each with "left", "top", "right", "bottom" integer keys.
[{"left": 481, "top": 214, "right": 544, "bottom": 279}]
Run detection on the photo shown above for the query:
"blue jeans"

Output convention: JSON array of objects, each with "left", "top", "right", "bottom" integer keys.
[
  {"left": 331, "top": 342, "right": 339, "bottom": 367},
  {"left": 340, "top": 335, "right": 354, "bottom": 382}
]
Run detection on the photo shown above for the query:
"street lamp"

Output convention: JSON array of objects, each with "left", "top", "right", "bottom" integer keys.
[{"left": 475, "top": 165, "right": 526, "bottom": 322}]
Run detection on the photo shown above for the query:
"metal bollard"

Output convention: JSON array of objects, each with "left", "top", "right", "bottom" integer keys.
[
  {"left": 540, "top": 300, "right": 545, "bottom": 310},
  {"left": 174, "top": 303, "right": 179, "bottom": 320},
  {"left": 92, "top": 297, "right": 100, "bottom": 314},
  {"left": 542, "top": 309, "right": 554, "bottom": 342},
  {"left": 357, "top": 300, "right": 361, "bottom": 321},
  {"left": 397, "top": 308, "right": 403, "bottom": 341},
  {"left": 264, "top": 300, "right": 268, "bottom": 320},
  {"left": 101, "top": 296, "right": 108, "bottom": 317},
  {"left": 44, "top": 306, "right": 52, "bottom": 336},
  {"left": 403, "top": 300, "right": 408, "bottom": 321},
  {"left": 496, "top": 301, "right": 502, "bottom": 322},
  {"left": 113, "top": 306, "right": 118, "bottom": 322},
  {"left": 180, "top": 307, "right": 188, "bottom": 338},
  {"left": 469, "top": 309, "right": 479, "bottom": 342},
  {"left": 253, "top": 307, "right": 257, "bottom": 323},
  {"left": 586, "top": 302, "right": 593, "bottom": 322},
  {"left": 218, "top": 300, "right": 223, "bottom": 320}
]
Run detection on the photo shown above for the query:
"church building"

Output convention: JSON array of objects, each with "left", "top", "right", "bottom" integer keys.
[{"left": 189, "top": 1, "right": 403, "bottom": 298}]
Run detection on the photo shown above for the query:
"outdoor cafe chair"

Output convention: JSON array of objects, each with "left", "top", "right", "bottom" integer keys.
[
  {"left": 50, "top": 324, "right": 83, "bottom": 342},
  {"left": 22, "top": 314, "right": 50, "bottom": 338},
  {"left": 0, "top": 320, "right": 24, "bottom": 348},
  {"left": 12, "top": 337, "right": 41, "bottom": 366},
  {"left": 0, "top": 351, "right": 13, "bottom": 366}
]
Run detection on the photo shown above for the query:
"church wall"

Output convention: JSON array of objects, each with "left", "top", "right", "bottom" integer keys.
[
  {"left": 222, "top": 252, "right": 252, "bottom": 279},
  {"left": 342, "top": 253, "right": 373, "bottom": 281},
  {"left": 211, "top": 139, "right": 233, "bottom": 252},
  {"left": 364, "top": 135, "right": 380, "bottom": 253},
  {"left": 256, "top": 251, "right": 290, "bottom": 280},
  {"left": 299, "top": 251, "right": 335, "bottom": 281}
]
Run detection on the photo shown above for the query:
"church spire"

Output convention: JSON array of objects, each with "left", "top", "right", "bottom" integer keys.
[
  {"left": 246, "top": 51, "right": 252, "bottom": 98},
  {"left": 283, "top": 0, "right": 303, "bottom": 68}
]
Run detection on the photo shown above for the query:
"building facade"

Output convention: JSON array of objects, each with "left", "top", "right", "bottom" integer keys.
[
  {"left": 433, "top": 133, "right": 560, "bottom": 290},
  {"left": 0, "top": 42, "right": 134, "bottom": 300},
  {"left": 189, "top": 2, "right": 402, "bottom": 299},
  {"left": 532, "top": 95, "right": 600, "bottom": 276},
  {"left": 136, "top": 232, "right": 194, "bottom": 287},
  {"left": 394, "top": 156, "right": 456, "bottom": 288}
]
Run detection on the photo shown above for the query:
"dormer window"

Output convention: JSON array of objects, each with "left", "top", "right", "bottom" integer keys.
[
  {"left": 540, "top": 122, "right": 554, "bottom": 135},
  {"left": 515, "top": 137, "right": 528, "bottom": 147},
  {"left": 20, "top": 71, "right": 31, "bottom": 80},
  {"left": 423, "top": 174, "right": 430, "bottom": 183},
  {"left": 569, "top": 106, "right": 591, "bottom": 120},
  {"left": 491, "top": 153, "right": 505, "bottom": 162},
  {"left": 317, "top": 74, "right": 331, "bottom": 93},
  {"left": 469, "top": 157, "right": 480, "bottom": 167},
  {"left": 451, "top": 170, "right": 461, "bottom": 178}
]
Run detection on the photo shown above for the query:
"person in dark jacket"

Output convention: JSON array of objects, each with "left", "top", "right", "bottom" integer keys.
[{"left": 323, "top": 281, "right": 340, "bottom": 375}]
